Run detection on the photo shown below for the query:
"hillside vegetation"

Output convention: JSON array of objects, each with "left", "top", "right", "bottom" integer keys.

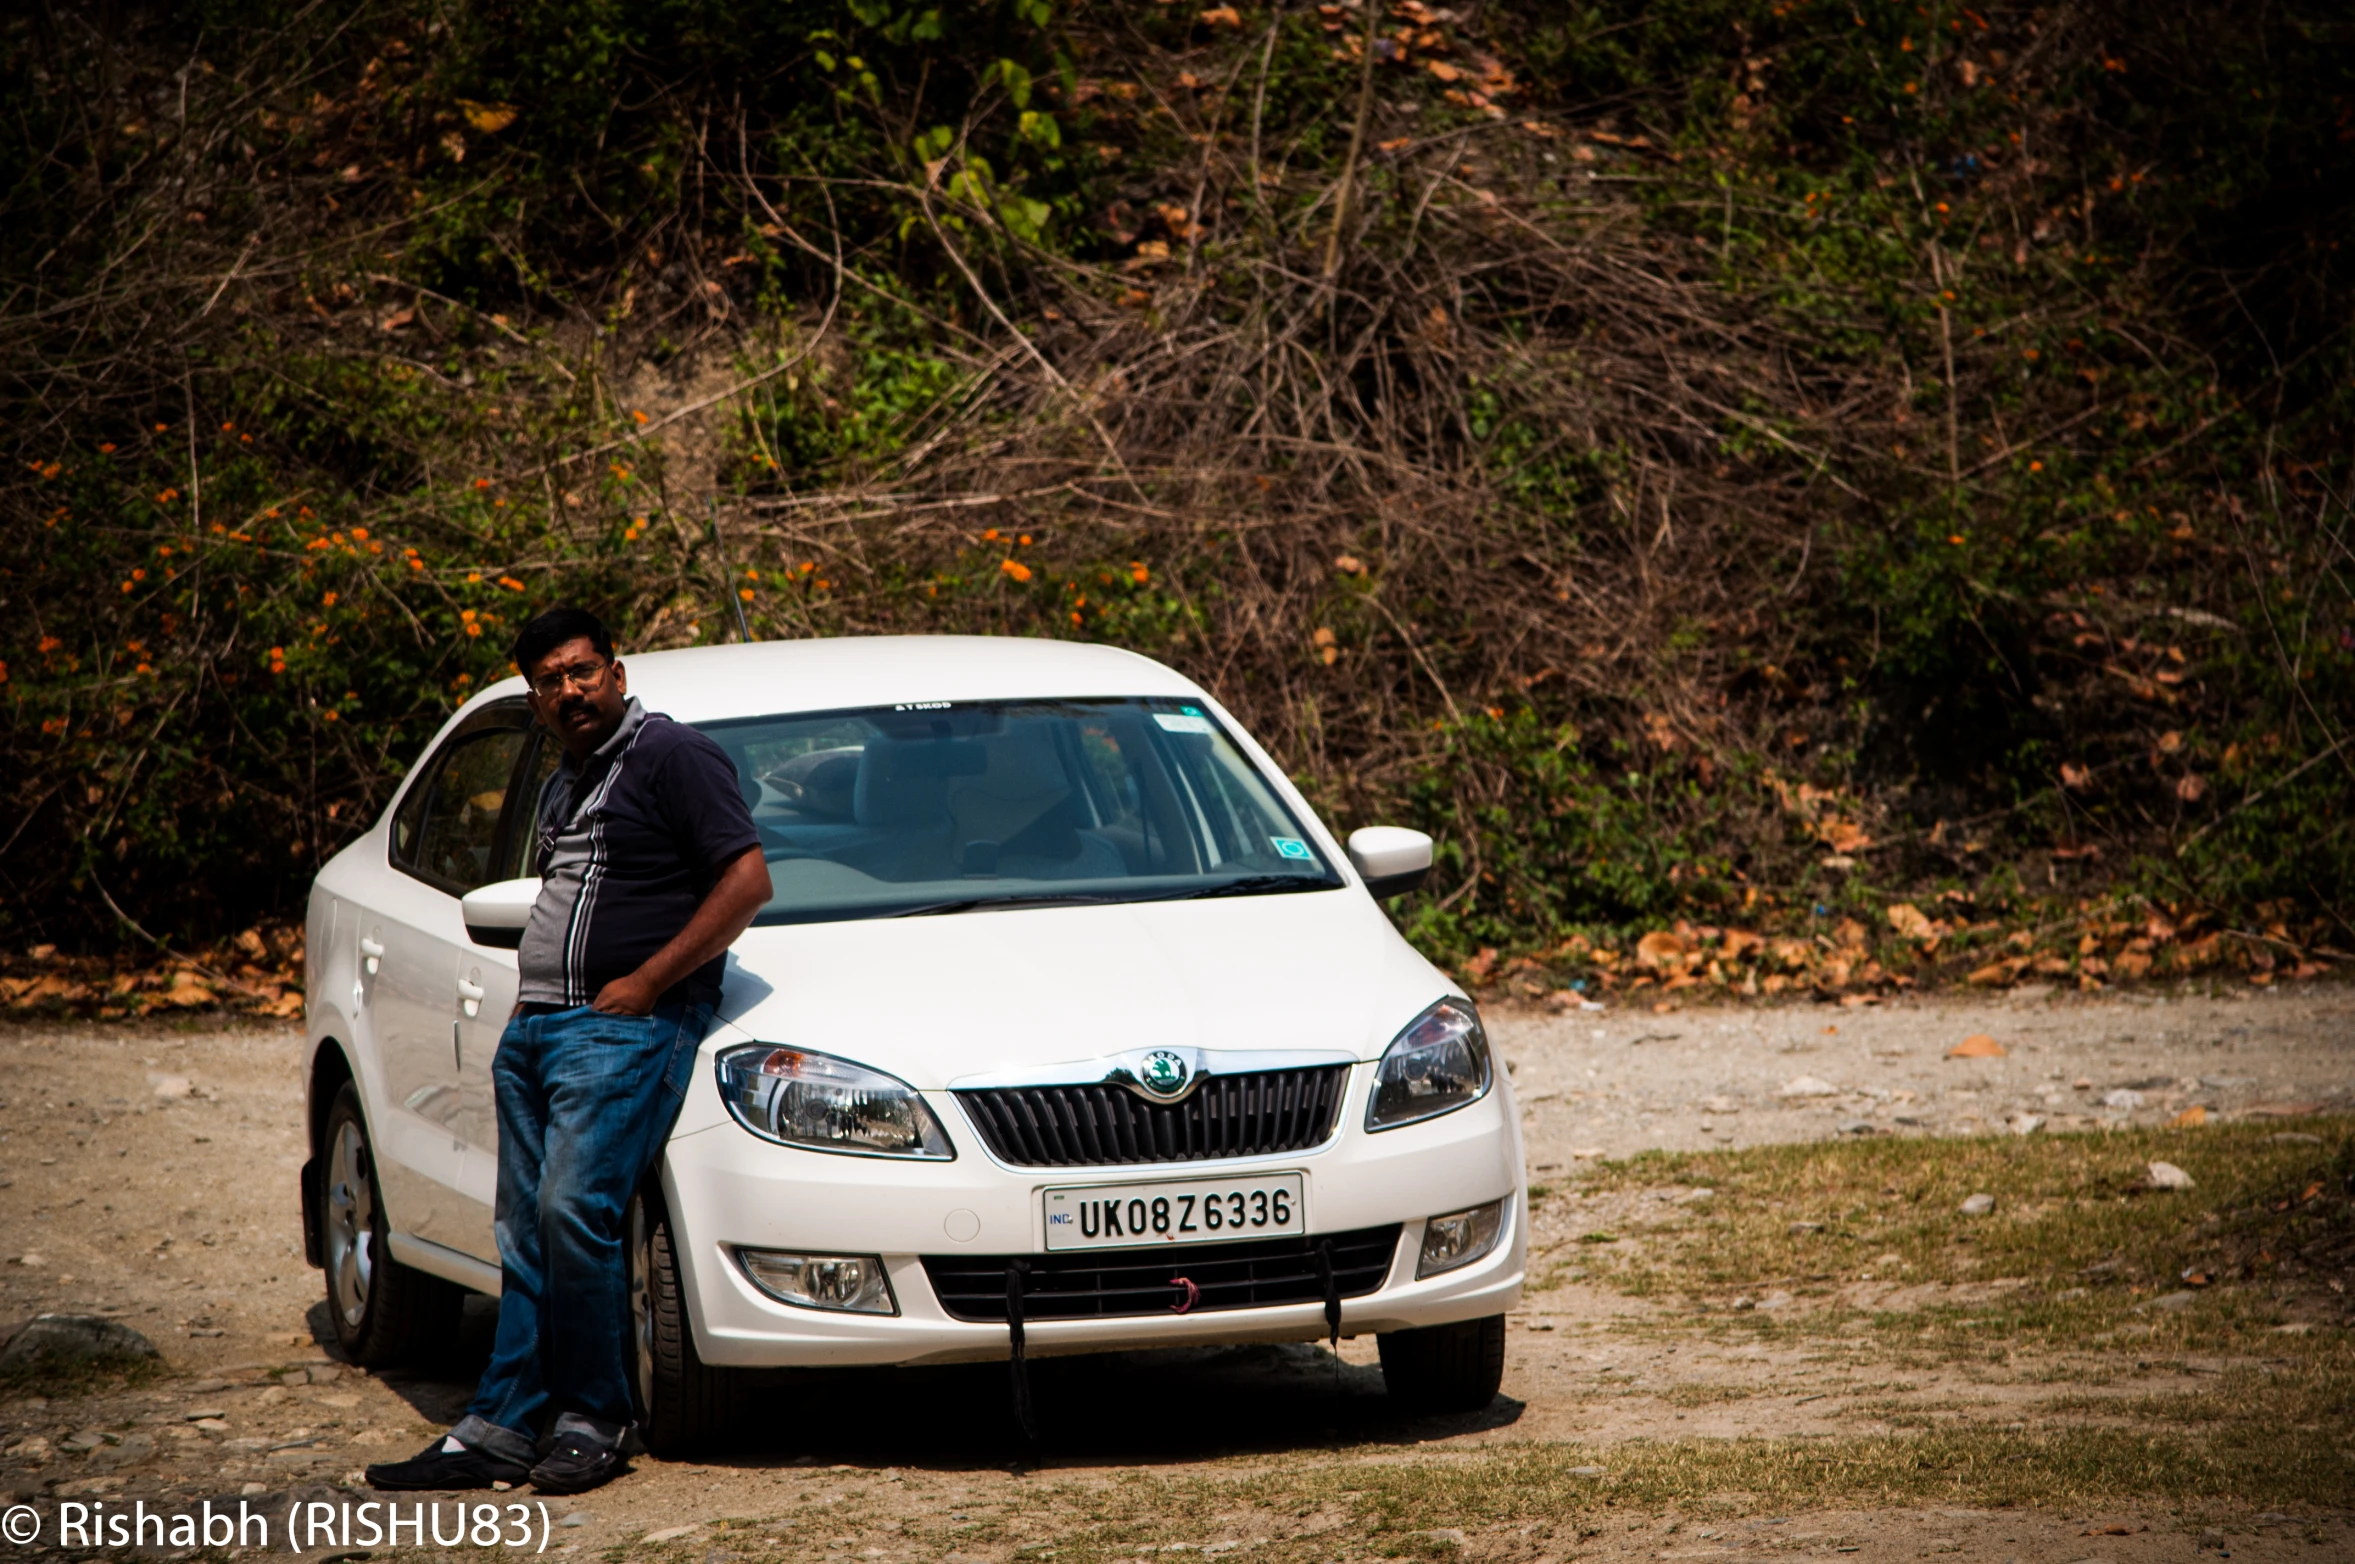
[{"left": 3, "top": 0, "right": 2350, "bottom": 1003}]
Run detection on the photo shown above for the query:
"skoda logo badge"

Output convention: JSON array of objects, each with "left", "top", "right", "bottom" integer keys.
[{"left": 1138, "top": 1050, "right": 1191, "bottom": 1098}]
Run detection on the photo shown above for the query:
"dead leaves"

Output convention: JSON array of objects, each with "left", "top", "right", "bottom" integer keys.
[
  {"left": 1459, "top": 893, "right": 2334, "bottom": 1007},
  {"left": 1885, "top": 902, "right": 1937, "bottom": 939},
  {"left": 1, "top": 928, "right": 304, "bottom": 1020}
]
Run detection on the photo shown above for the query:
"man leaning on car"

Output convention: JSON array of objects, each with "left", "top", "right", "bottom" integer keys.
[{"left": 368, "top": 607, "right": 772, "bottom": 1496}]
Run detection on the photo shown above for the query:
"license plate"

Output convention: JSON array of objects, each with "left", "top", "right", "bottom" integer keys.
[{"left": 1042, "top": 1173, "right": 1305, "bottom": 1252}]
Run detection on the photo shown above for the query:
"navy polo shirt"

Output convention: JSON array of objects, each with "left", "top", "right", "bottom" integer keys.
[{"left": 516, "top": 699, "right": 762, "bottom": 1008}]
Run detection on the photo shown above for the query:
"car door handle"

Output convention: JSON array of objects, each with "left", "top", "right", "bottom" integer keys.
[
  {"left": 358, "top": 937, "right": 385, "bottom": 975},
  {"left": 456, "top": 977, "right": 486, "bottom": 1018}
]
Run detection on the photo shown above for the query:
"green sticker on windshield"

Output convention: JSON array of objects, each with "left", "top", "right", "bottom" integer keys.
[{"left": 1270, "top": 837, "right": 1314, "bottom": 861}]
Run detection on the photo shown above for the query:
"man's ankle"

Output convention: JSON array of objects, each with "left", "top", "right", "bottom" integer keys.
[
  {"left": 546, "top": 1410, "right": 633, "bottom": 1454},
  {"left": 449, "top": 1413, "right": 538, "bottom": 1467}
]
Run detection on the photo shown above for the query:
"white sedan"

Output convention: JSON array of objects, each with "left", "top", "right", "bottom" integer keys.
[{"left": 300, "top": 635, "right": 1524, "bottom": 1446}]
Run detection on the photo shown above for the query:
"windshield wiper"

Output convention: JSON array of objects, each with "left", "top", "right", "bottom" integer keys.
[
  {"left": 881, "top": 892, "right": 1128, "bottom": 918},
  {"left": 1162, "top": 874, "right": 1337, "bottom": 901}
]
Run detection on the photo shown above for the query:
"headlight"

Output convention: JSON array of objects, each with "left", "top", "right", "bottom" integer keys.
[
  {"left": 715, "top": 1044, "right": 955, "bottom": 1159},
  {"left": 1416, "top": 1199, "right": 1506, "bottom": 1278},
  {"left": 733, "top": 1248, "right": 898, "bottom": 1314},
  {"left": 1365, "top": 997, "right": 1492, "bottom": 1131}
]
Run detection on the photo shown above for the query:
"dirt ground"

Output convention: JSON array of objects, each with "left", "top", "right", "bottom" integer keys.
[{"left": 1, "top": 983, "right": 2349, "bottom": 1560}]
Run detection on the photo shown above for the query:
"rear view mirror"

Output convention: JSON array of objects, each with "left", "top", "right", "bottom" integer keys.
[
  {"left": 461, "top": 876, "right": 542, "bottom": 948},
  {"left": 1346, "top": 827, "right": 1434, "bottom": 901}
]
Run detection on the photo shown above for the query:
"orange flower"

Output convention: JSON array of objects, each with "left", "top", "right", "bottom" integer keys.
[
  {"left": 1001, "top": 559, "right": 1033, "bottom": 583},
  {"left": 1129, "top": 561, "right": 1150, "bottom": 584},
  {"left": 738, "top": 588, "right": 755, "bottom": 602},
  {"left": 351, "top": 527, "right": 369, "bottom": 541},
  {"left": 467, "top": 571, "right": 483, "bottom": 584},
  {"left": 98, "top": 442, "right": 117, "bottom": 454},
  {"left": 632, "top": 409, "right": 649, "bottom": 425},
  {"left": 982, "top": 528, "right": 1002, "bottom": 542}
]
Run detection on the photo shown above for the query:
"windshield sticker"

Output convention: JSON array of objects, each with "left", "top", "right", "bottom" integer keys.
[
  {"left": 1154, "top": 713, "right": 1214, "bottom": 734},
  {"left": 1270, "top": 837, "right": 1314, "bottom": 861}
]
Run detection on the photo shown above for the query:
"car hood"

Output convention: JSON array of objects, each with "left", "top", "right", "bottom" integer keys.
[{"left": 708, "top": 887, "right": 1455, "bottom": 1089}]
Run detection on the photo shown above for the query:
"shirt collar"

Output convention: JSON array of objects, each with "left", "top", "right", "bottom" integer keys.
[{"left": 559, "top": 697, "right": 647, "bottom": 776}]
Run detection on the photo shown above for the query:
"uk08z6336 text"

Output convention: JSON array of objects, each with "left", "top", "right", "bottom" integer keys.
[{"left": 1042, "top": 1172, "right": 1304, "bottom": 1251}]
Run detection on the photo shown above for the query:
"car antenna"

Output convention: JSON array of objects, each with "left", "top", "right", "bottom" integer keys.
[{"left": 711, "top": 496, "right": 752, "bottom": 643}]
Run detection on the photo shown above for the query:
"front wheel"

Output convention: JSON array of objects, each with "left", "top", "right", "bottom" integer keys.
[
  {"left": 628, "top": 1181, "right": 741, "bottom": 1454},
  {"left": 319, "top": 1083, "right": 460, "bottom": 1366},
  {"left": 1377, "top": 1314, "right": 1506, "bottom": 1413}
]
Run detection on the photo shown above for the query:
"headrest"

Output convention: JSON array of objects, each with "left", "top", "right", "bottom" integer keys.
[{"left": 853, "top": 737, "right": 953, "bottom": 828}]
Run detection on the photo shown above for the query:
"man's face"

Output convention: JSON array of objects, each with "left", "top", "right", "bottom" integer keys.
[{"left": 524, "top": 635, "right": 629, "bottom": 754}]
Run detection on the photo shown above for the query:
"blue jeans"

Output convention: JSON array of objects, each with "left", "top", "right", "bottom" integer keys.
[{"left": 461, "top": 1001, "right": 711, "bottom": 1452}]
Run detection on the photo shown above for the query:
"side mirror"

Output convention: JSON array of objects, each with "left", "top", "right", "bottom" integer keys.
[
  {"left": 1346, "top": 826, "right": 1433, "bottom": 901},
  {"left": 460, "top": 876, "right": 542, "bottom": 949}
]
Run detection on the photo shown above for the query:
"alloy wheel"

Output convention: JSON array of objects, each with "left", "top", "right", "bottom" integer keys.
[{"left": 325, "top": 1116, "right": 375, "bottom": 1329}]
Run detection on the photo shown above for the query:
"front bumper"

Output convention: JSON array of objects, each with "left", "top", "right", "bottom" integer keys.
[{"left": 663, "top": 1064, "right": 1525, "bottom": 1368}]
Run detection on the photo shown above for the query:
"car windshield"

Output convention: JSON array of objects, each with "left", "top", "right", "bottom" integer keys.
[{"left": 694, "top": 697, "right": 1343, "bottom": 925}]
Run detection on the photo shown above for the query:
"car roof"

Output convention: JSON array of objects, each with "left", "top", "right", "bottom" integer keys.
[{"left": 474, "top": 634, "right": 1206, "bottom": 724}]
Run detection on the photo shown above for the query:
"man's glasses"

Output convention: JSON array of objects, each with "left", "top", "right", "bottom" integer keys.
[{"left": 528, "top": 658, "right": 612, "bottom": 699}]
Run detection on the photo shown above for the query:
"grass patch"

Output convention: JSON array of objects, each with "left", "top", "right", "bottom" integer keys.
[
  {"left": 0, "top": 1352, "right": 167, "bottom": 1399},
  {"left": 1552, "top": 1119, "right": 2355, "bottom": 1338},
  {"left": 657, "top": 1420, "right": 2352, "bottom": 1555}
]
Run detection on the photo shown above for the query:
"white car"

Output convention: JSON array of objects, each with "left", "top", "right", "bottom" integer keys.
[{"left": 300, "top": 636, "right": 1524, "bottom": 1445}]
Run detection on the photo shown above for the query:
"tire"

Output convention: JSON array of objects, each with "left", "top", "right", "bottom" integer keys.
[
  {"left": 628, "top": 1181, "right": 741, "bottom": 1454},
  {"left": 1377, "top": 1314, "right": 1506, "bottom": 1414},
  {"left": 319, "top": 1082, "right": 462, "bottom": 1366}
]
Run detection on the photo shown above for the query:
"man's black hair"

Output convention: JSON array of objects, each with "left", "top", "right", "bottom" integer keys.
[{"left": 512, "top": 607, "right": 615, "bottom": 674}]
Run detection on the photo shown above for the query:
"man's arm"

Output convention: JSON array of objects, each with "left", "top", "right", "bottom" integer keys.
[{"left": 592, "top": 846, "right": 772, "bottom": 1015}]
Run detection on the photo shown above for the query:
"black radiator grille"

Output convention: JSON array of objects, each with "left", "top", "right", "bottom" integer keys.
[
  {"left": 955, "top": 1066, "right": 1349, "bottom": 1167},
  {"left": 921, "top": 1224, "right": 1402, "bottom": 1323}
]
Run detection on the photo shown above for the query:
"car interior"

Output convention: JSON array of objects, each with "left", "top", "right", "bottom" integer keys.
[{"left": 698, "top": 699, "right": 1332, "bottom": 915}]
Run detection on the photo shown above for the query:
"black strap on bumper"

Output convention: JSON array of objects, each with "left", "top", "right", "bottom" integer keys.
[
  {"left": 1315, "top": 1238, "right": 1341, "bottom": 1349},
  {"left": 1006, "top": 1258, "right": 1037, "bottom": 1442}
]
